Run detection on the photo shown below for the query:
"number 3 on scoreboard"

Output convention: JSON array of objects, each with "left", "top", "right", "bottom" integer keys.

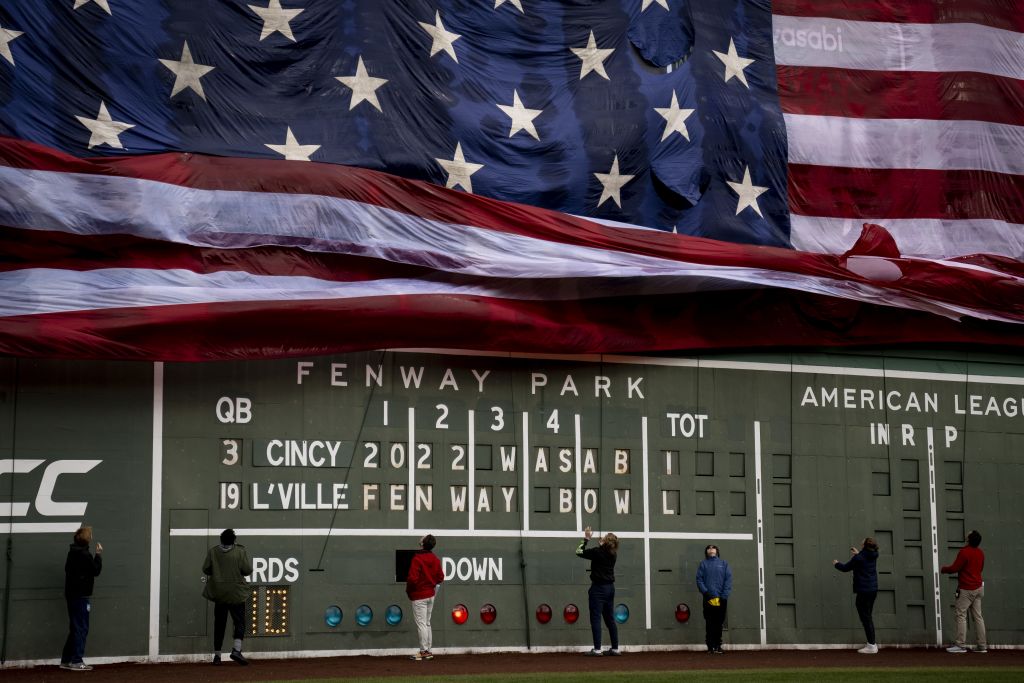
[{"left": 221, "top": 439, "right": 241, "bottom": 465}]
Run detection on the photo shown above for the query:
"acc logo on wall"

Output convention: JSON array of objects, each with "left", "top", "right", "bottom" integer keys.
[{"left": 0, "top": 459, "right": 101, "bottom": 532}]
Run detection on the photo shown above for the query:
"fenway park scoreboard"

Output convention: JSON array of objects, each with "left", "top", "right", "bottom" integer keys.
[{"left": 1, "top": 349, "right": 1022, "bottom": 663}]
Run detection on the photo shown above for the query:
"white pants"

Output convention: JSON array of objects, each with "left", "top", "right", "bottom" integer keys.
[
  {"left": 411, "top": 596, "right": 435, "bottom": 652},
  {"left": 954, "top": 587, "right": 986, "bottom": 648}
]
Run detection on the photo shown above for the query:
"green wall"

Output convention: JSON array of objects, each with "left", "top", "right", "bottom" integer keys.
[{"left": 1, "top": 350, "right": 1022, "bottom": 662}]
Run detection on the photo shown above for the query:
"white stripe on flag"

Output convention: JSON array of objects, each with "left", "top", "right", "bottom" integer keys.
[
  {"left": 0, "top": 165, "right": 693, "bottom": 278},
  {"left": 0, "top": 266, "right": 1017, "bottom": 324},
  {"left": 772, "top": 17, "right": 1024, "bottom": 79},
  {"left": 790, "top": 215, "right": 1024, "bottom": 260},
  {"left": 785, "top": 114, "right": 1024, "bottom": 175}
]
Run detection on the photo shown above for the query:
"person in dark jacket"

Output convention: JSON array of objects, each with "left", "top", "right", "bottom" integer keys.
[
  {"left": 833, "top": 537, "right": 880, "bottom": 653},
  {"left": 407, "top": 534, "right": 444, "bottom": 661},
  {"left": 61, "top": 525, "right": 103, "bottom": 671},
  {"left": 696, "top": 544, "right": 732, "bottom": 653},
  {"left": 202, "top": 529, "right": 253, "bottom": 665},
  {"left": 576, "top": 526, "right": 620, "bottom": 656}
]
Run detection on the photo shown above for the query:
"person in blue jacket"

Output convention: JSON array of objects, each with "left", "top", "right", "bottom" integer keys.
[
  {"left": 696, "top": 544, "right": 732, "bottom": 653},
  {"left": 833, "top": 537, "right": 880, "bottom": 653}
]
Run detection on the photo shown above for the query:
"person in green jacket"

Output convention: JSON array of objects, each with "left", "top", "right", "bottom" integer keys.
[{"left": 203, "top": 529, "right": 253, "bottom": 665}]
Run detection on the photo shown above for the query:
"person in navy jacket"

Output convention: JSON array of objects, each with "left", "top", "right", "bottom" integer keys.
[
  {"left": 696, "top": 544, "right": 732, "bottom": 653},
  {"left": 833, "top": 537, "right": 880, "bottom": 653}
]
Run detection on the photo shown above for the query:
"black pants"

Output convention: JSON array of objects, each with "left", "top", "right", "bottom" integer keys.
[
  {"left": 703, "top": 597, "right": 728, "bottom": 650},
  {"left": 587, "top": 583, "right": 618, "bottom": 650},
  {"left": 855, "top": 591, "right": 877, "bottom": 644},
  {"left": 213, "top": 602, "right": 246, "bottom": 651},
  {"left": 61, "top": 597, "right": 90, "bottom": 664}
]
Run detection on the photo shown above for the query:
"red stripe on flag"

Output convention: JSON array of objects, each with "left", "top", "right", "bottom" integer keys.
[
  {"left": 0, "top": 226, "right": 435, "bottom": 280},
  {"left": 777, "top": 66, "right": 1024, "bottom": 126},
  {"left": 788, "top": 164, "right": 1024, "bottom": 223},
  {"left": 772, "top": 0, "right": 1024, "bottom": 32},
  {"left": 0, "top": 293, "right": 1021, "bottom": 361}
]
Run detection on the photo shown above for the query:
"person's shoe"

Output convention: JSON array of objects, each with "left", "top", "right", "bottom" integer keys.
[
  {"left": 947, "top": 645, "right": 968, "bottom": 653},
  {"left": 605, "top": 648, "right": 622, "bottom": 656},
  {"left": 422, "top": 650, "right": 434, "bottom": 660},
  {"left": 712, "top": 647, "right": 725, "bottom": 654},
  {"left": 584, "top": 649, "right": 603, "bottom": 656},
  {"left": 973, "top": 646, "right": 988, "bottom": 653},
  {"left": 229, "top": 649, "right": 248, "bottom": 665},
  {"left": 858, "top": 643, "right": 878, "bottom": 654},
  {"left": 409, "top": 650, "right": 429, "bottom": 661},
  {"left": 66, "top": 662, "right": 93, "bottom": 671},
  {"left": 212, "top": 653, "right": 221, "bottom": 665},
  {"left": 59, "top": 662, "right": 73, "bottom": 670}
]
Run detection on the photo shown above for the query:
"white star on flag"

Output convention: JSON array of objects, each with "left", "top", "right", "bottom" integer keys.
[
  {"left": 265, "top": 127, "right": 320, "bottom": 161},
  {"left": 727, "top": 166, "right": 769, "bottom": 217},
  {"left": 497, "top": 90, "right": 542, "bottom": 140},
  {"left": 75, "top": 101, "right": 134, "bottom": 150},
  {"left": 436, "top": 142, "right": 483, "bottom": 193},
  {"left": 419, "top": 11, "right": 461, "bottom": 63},
  {"left": 336, "top": 57, "right": 388, "bottom": 112},
  {"left": 641, "top": 0, "right": 670, "bottom": 11},
  {"left": 571, "top": 31, "right": 614, "bottom": 81},
  {"left": 494, "top": 0, "right": 524, "bottom": 12},
  {"left": 159, "top": 41, "right": 215, "bottom": 100},
  {"left": 249, "top": 0, "right": 304, "bottom": 42},
  {"left": 713, "top": 38, "right": 755, "bottom": 88},
  {"left": 0, "top": 24, "right": 23, "bottom": 66},
  {"left": 594, "top": 155, "right": 635, "bottom": 208},
  {"left": 654, "top": 91, "right": 694, "bottom": 142},
  {"left": 73, "top": 0, "right": 112, "bottom": 15}
]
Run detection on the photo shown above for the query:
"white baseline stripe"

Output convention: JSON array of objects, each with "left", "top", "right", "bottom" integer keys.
[
  {"left": 18, "top": 641, "right": 1005, "bottom": 667},
  {"left": 772, "top": 16, "right": 1024, "bottom": 79},
  {"left": 790, "top": 215, "right": 1024, "bottom": 261},
  {"left": 168, "top": 527, "right": 753, "bottom": 540},
  {"left": 786, "top": 114, "right": 1024, "bottom": 175}
]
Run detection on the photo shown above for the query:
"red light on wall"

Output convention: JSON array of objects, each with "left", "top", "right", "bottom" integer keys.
[
  {"left": 675, "top": 603, "right": 690, "bottom": 623},
  {"left": 564, "top": 604, "right": 579, "bottom": 624},
  {"left": 452, "top": 604, "right": 469, "bottom": 625},
  {"left": 480, "top": 603, "right": 497, "bottom": 625},
  {"left": 536, "top": 604, "right": 552, "bottom": 624}
]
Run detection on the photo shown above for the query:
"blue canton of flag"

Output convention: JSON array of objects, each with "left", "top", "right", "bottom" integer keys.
[{"left": 0, "top": 0, "right": 790, "bottom": 247}]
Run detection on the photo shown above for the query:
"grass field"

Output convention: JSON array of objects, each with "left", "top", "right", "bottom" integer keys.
[{"left": 274, "top": 669, "right": 1024, "bottom": 683}]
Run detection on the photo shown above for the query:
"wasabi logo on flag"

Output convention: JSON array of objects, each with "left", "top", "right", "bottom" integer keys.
[{"left": 772, "top": 25, "right": 844, "bottom": 53}]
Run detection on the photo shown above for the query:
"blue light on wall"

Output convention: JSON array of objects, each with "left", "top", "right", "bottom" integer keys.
[
  {"left": 355, "top": 604, "right": 373, "bottom": 626},
  {"left": 614, "top": 603, "right": 629, "bottom": 624},
  {"left": 324, "top": 605, "right": 342, "bottom": 627},
  {"left": 386, "top": 604, "right": 403, "bottom": 626}
]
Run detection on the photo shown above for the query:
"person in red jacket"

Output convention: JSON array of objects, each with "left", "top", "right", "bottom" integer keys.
[
  {"left": 406, "top": 534, "right": 444, "bottom": 660},
  {"left": 941, "top": 529, "right": 986, "bottom": 653}
]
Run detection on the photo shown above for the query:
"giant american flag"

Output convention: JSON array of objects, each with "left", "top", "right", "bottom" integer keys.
[{"left": 0, "top": 0, "right": 1021, "bottom": 360}]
